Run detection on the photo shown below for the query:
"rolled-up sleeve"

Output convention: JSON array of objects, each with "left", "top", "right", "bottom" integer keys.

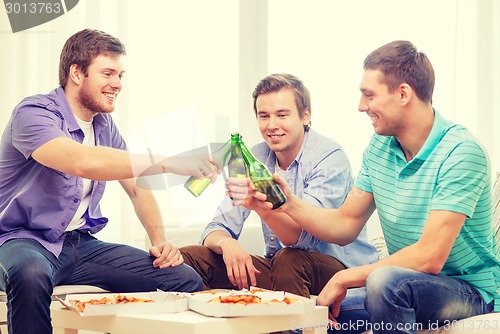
[{"left": 200, "top": 196, "right": 252, "bottom": 244}]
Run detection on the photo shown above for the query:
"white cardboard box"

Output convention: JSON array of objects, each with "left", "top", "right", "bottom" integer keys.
[
  {"left": 187, "top": 289, "right": 315, "bottom": 318},
  {"left": 58, "top": 291, "right": 188, "bottom": 316}
]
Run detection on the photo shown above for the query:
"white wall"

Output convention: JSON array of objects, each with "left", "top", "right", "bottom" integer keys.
[
  {"left": 266, "top": 0, "right": 499, "bottom": 175},
  {"left": 0, "top": 0, "right": 241, "bottom": 247},
  {"left": 1, "top": 0, "right": 498, "bottom": 248}
]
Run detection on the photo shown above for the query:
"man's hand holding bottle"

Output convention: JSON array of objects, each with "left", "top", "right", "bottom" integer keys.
[
  {"left": 226, "top": 174, "right": 294, "bottom": 212},
  {"left": 168, "top": 154, "right": 221, "bottom": 182}
]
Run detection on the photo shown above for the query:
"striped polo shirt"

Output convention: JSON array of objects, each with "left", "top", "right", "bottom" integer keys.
[{"left": 356, "top": 109, "right": 500, "bottom": 312}]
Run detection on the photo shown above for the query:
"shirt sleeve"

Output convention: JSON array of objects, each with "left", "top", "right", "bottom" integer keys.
[
  {"left": 11, "top": 105, "right": 66, "bottom": 159},
  {"left": 301, "top": 148, "right": 353, "bottom": 208},
  {"left": 432, "top": 141, "right": 489, "bottom": 217},
  {"left": 200, "top": 195, "right": 252, "bottom": 244},
  {"left": 291, "top": 147, "right": 354, "bottom": 250},
  {"left": 111, "top": 123, "right": 127, "bottom": 151},
  {"left": 354, "top": 141, "right": 374, "bottom": 194}
]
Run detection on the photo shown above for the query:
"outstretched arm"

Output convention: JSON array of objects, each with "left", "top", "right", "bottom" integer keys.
[
  {"left": 32, "top": 137, "right": 220, "bottom": 181},
  {"left": 318, "top": 209, "right": 466, "bottom": 320},
  {"left": 232, "top": 174, "right": 374, "bottom": 245}
]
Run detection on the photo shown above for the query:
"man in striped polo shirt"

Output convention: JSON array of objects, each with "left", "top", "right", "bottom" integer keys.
[{"left": 235, "top": 40, "right": 499, "bottom": 333}]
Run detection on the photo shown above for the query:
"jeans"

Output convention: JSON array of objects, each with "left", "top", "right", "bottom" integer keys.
[
  {"left": 332, "top": 288, "right": 371, "bottom": 334},
  {"left": 364, "top": 266, "right": 494, "bottom": 334},
  {"left": 0, "top": 230, "right": 203, "bottom": 334},
  {"left": 328, "top": 267, "right": 494, "bottom": 334}
]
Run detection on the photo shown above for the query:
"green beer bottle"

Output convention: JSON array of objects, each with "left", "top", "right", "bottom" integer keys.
[
  {"left": 227, "top": 133, "right": 247, "bottom": 178},
  {"left": 184, "top": 137, "right": 235, "bottom": 197},
  {"left": 184, "top": 175, "right": 211, "bottom": 197},
  {"left": 237, "top": 135, "right": 286, "bottom": 209}
]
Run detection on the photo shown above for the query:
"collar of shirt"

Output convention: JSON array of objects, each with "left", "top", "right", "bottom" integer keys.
[
  {"left": 390, "top": 109, "right": 450, "bottom": 164},
  {"left": 54, "top": 87, "right": 109, "bottom": 142}
]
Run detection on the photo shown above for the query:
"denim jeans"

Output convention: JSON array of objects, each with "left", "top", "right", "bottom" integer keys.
[
  {"left": 364, "top": 266, "right": 494, "bottom": 334},
  {"left": 0, "top": 230, "right": 203, "bottom": 334},
  {"left": 329, "top": 267, "right": 494, "bottom": 334},
  {"left": 326, "top": 287, "right": 370, "bottom": 334}
]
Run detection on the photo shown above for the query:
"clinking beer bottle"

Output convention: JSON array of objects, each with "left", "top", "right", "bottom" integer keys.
[
  {"left": 185, "top": 133, "right": 247, "bottom": 197},
  {"left": 227, "top": 133, "right": 247, "bottom": 178},
  {"left": 237, "top": 134, "right": 286, "bottom": 209},
  {"left": 184, "top": 175, "right": 211, "bottom": 197}
]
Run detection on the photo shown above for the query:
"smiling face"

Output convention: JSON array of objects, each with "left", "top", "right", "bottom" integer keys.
[
  {"left": 75, "top": 54, "right": 124, "bottom": 119},
  {"left": 255, "top": 87, "right": 310, "bottom": 167},
  {"left": 358, "top": 69, "right": 404, "bottom": 137}
]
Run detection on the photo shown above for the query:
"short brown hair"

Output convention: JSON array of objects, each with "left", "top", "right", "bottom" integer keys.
[
  {"left": 363, "top": 40, "right": 435, "bottom": 103},
  {"left": 252, "top": 73, "right": 311, "bottom": 131},
  {"left": 59, "top": 29, "right": 126, "bottom": 87}
]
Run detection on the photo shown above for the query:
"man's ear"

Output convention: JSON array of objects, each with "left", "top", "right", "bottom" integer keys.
[
  {"left": 68, "top": 64, "right": 83, "bottom": 85},
  {"left": 303, "top": 108, "right": 311, "bottom": 126},
  {"left": 399, "top": 83, "right": 412, "bottom": 106}
]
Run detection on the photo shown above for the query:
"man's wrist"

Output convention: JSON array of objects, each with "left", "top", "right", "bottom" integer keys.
[{"left": 217, "top": 237, "right": 236, "bottom": 249}]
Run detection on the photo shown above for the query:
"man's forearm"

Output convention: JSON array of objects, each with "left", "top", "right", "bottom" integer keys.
[
  {"left": 203, "top": 230, "right": 235, "bottom": 254},
  {"left": 253, "top": 208, "right": 301, "bottom": 245},
  {"left": 280, "top": 195, "right": 355, "bottom": 245},
  {"left": 126, "top": 185, "right": 167, "bottom": 246}
]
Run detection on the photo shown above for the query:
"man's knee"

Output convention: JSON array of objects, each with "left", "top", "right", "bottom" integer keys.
[
  {"left": 365, "top": 266, "right": 415, "bottom": 310},
  {"left": 366, "top": 266, "right": 415, "bottom": 290},
  {"left": 179, "top": 264, "right": 204, "bottom": 291},
  {"left": 270, "top": 248, "right": 307, "bottom": 282},
  {"left": 5, "top": 260, "right": 53, "bottom": 296},
  {"left": 271, "top": 247, "right": 304, "bottom": 269}
]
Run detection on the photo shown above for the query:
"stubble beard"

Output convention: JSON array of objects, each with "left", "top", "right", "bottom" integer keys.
[{"left": 77, "top": 83, "right": 114, "bottom": 115}]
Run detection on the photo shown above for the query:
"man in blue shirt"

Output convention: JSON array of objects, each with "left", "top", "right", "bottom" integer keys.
[
  {"left": 241, "top": 41, "right": 499, "bottom": 334},
  {"left": 181, "top": 74, "right": 378, "bottom": 298},
  {"left": 0, "top": 29, "right": 219, "bottom": 334}
]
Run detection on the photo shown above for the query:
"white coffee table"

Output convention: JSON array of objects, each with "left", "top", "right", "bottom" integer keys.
[{"left": 51, "top": 305, "right": 328, "bottom": 334}]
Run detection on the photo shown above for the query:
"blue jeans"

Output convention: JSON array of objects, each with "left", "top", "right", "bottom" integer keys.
[
  {"left": 0, "top": 230, "right": 203, "bottom": 334},
  {"left": 364, "top": 266, "right": 494, "bottom": 334},
  {"left": 332, "top": 287, "right": 371, "bottom": 334},
  {"left": 330, "top": 267, "right": 494, "bottom": 334}
]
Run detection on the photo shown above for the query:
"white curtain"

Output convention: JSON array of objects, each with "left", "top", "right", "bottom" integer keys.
[{"left": 1, "top": 0, "right": 499, "bottom": 247}]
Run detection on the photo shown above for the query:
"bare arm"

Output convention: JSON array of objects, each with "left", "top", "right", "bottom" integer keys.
[
  {"left": 276, "top": 171, "right": 464, "bottom": 277},
  {"left": 119, "top": 178, "right": 183, "bottom": 268},
  {"left": 317, "top": 210, "right": 465, "bottom": 318},
  {"left": 269, "top": 175, "right": 375, "bottom": 245},
  {"left": 203, "top": 230, "right": 234, "bottom": 254},
  {"left": 253, "top": 210, "right": 302, "bottom": 245},
  {"left": 32, "top": 137, "right": 219, "bottom": 181},
  {"left": 203, "top": 230, "right": 260, "bottom": 289},
  {"left": 338, "top": 210, "right": 465, "bottom": 282}
]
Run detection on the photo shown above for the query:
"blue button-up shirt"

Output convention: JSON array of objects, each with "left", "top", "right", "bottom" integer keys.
[
  {"left": 201, "top": 129, "right": 378, "bottom": 268},
  {"left": 0, "top": 87, "right": 127, "bottom": 257}
]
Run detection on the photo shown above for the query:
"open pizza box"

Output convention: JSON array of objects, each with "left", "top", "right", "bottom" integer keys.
[
  {"left": 186, "top": 288, "right": 315, "bottom": 318},
  {"left": 57, "top": 291, "right": 188, "bottom": 316}
]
